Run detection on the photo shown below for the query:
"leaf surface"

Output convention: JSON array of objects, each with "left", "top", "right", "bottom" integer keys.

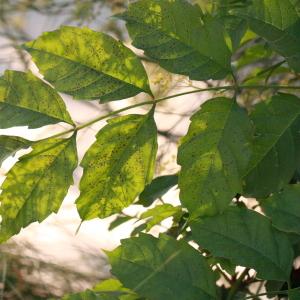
[
  {"left": 23, "top": 26, "right": 151, "bottom": 102},
  {"left": 243, "top": 93, "right": 300, "bottom": 197},
  {"left": 108, "top": 233, "right": 217, "bottom": 300},
  {"left": 0, "top": 136, "right": 78, "bottom": 243},
  {"left": 260, "top": 184, "right": 300, "bottom": 234},
  {"left": 119, "top": 0, "right": 231, "bottom": 80},
  {"left": 0, "top": 70, "right": 73, "bottom": 128},
  {"left": 178, "top": 98, "right": 252, "bottom": 217},
  {"left": 233, "top": 0, "right": 300, "bottom": 71},
  {"left": 191, "top": 207, "right": 293, "bottom": 281},
  {"left": 76, "top": 112, "right": 157, "bottom": 220},
  {"left": 0, "top": 135, "right": 31, "bottom": 165}
]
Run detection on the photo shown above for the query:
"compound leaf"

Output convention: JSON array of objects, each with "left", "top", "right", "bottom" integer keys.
[
  {"left": 23, "top": 26, "right": 151, "bottom": 102},
  {"left": 76, "top": 112, "right": 157, "bottom": 220},
  {"left": 108, "top": 233, "right": 217, "bottom": 300},
  {"left": 0, "top": 135, "right": 31, "bottom": 165},
  {"left": 0, "top": 135, "right": 78, "bottom": 243},
  {"left": 233, "top": 0, "right": 300, "bottom": 71},
  {"left": 0, "top": 70, "right": 73, "bottom": 128},
  {"left": 119, "top": 0, "right": 231, "bottom": 80},
  {"left": 178, "top": 98, "right": 252, "bottom": 217},
  {"left": 243, "top": 93, "right": 300, "bottom": 198},
  {"left": 260, "top": 184, "right": 300, "bottom": 235},
  {"left": 191, "top": 207, "right": 293, "bottom": 281}
]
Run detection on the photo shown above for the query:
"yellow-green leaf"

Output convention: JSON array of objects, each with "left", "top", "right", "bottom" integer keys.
[
  {"left": 0, "top": 135, "right": 78, "bottom": 243},
  {"left": 23, "top": 26, "right": 151, "bottom": 102},
  {"left": 0, "top": 70, "right": 73, "bottom": 128},
  {"left": 76, "top": 112, "right": 157, "bottom": 220}
]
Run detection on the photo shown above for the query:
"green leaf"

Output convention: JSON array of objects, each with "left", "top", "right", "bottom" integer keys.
[
  {"left": 0, "top": 70, "right": 73, "bottom": 129},
  {"left": 243, "top": 93, "right": 300, "bottom": 198},
  {"left": 61, "top": 278, "right": 140, "bottom": 300},
  {"left": 191, "top": 207, "right": 294, "bottom": 281},
  {"left": 23, "top": 26, "right": 151, "bottom": 102},
  {"left": 140, "top": 204, "right": 182, "bottom": 231},
  {"left": 119, "top": 0, "right": 231, "bottom": 80},
  {"left": 138, "top": 175, "right": 178, "bottom": 206},
  {"left": 289, "top": 289, "right": 300, "bottom": 300},
  {"left": 76, "top": 112, "right": 157, "bottom": 220},
  {"left": 233, "top": 0, "right": 300, "bottom": 71},
  {"left": 0, "top": 135, "right": 31, "bottom": 165},
  {"left": 108, "top": 233, "right": 217, "bottom": 300},
  {"left": 0, "top": 135, "right": 78, "bottom": 243},
  {"left": 260, "top": 184, "right": 300, "bottom": 234},
  {"left": 109, "top": 215, "right": 133, "bottom": 231},
  {"left": 177, "top": 98, "right": 252, "bottom": 218}
]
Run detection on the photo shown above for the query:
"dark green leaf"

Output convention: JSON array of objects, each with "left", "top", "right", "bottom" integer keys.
[
  {"left": 178, "top": 98, "right": 252, "bottom": 217},
  {"left": 260, "top": 184, "right": 300, "bottom": 234},
  {"left": 191, "top": 207, "right": 293, "bottom": 281},
  {"left": 109, "top": 215, "right": 132, "bottom": 231},
  {"left": 23, "top": 26, "right": 151, "bottom": 102},
  {"left": 243, "top": 93, "right": 300, "bottom": 197},
  {"left": 233, "top": 0, "right": 300, "bottom": 71},
  {"left": 108, "top": 233, "right": 217, "bottom": 300},
  {"left": 140, "top": 203, "right": 182, "bottom": 231},
  {"left": 0, "top": 135, "right": 31, "bottom": 165},
  {"left": 0, "top": 70, "right": 74, "bottom": 128},
  {"left": 138, "top": 175, "right": 178, "bottom": 206},
  {"left": 76, "top": 112, "right": 157, "bottom": 220},
  {"left": 0, "top": 135, "right": 78, "bottom": 243},
  {"left": 119, "top": 0, "right": 231, "bottom": 80}
]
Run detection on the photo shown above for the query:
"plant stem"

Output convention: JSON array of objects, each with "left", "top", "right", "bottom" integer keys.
[
  {"left": 245, "top": 286, "right": 300, "bottom": 299},
  {"left": 226, "top": 268, "right": 249, "bottom": 300},
  {"left": 40, "top": 84, "right": 300, "bottom": 142}
]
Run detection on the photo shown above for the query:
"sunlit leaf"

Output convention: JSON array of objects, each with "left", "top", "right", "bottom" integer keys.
[
  {"left": 23, "top": 26, "right": 151, "bottom": 102},
  {"left": 0, "top": 70, "right": 73, "bottom": 128},
  {"left": 0, "top": 135, "right": 78, "bottom": 243},
  {"left": 178, "top": 98, "right": 252, "bottom": 217},
  {"left": 191, "top": 207, "right": 293, "bottom": 281},
  {"left": 76, "top": 112, "right": 157, "bottom": 220},
  {"left": 108, "top": 233, "right": 217, "bottom": 300},
  {"left": 119, "top": 0, "right": 231, "bottom": 80}
]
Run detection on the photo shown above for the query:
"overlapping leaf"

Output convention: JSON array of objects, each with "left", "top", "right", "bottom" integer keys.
[
  {"left": 108, "top": 233, "right": 217, "bottom": 300},
  {"left": 119, "top": 0, "right": 231, "bottom": 80},
  {"left": 0, "top": 135, "right": 31, "bottom": 165},
  {"left": 178, "top": 98, "right": 252, "bottom": 217},
  {"left": 138, "top": 174, "right": 178, "bottom": 206},
  {"left": 191, "top": 207, "right": 293, "bottom": 281},
  {"left": 260, "top": 184, "right": 300, "bottom": 234},
  {"left": 76, "top": 112, "right": 157, "bottom": 220},
  {"left": 23, "top": 26, "right": 151, "bottom": 102},
  {"left": 0, "top": 136, "right": 78, "bottom": 243},
  {"left": 232, "top": 0, "right": 300, "bottom": 71},
  {"left": 243, "top": 93, "right": 300, "bottom": 197},
  {"left": 0, "top": 70, "right": 73, "bottom": 128}
]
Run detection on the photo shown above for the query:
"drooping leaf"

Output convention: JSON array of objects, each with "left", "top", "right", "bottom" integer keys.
[
  {"left": 178, "top": 98, "right": 252, "bottom": 218},
  {"left": 260, "top": 184, "right": 300, "bottom": 234},
  {"left": 0, "top": 70, "right": 73, "bottom": 128},
  {"left": 108, "top": 233, "right": 217, "bottom": 300},
  {"left": 138, "top": 174, "right": 178, "bottom": 206},
  {"left": 191, "top": 207, "right": 294, "bottom": 281},
  {"left": 76, "top": 112, "right": 157, "bottom": 220},
  {"left": 118, "top": 0, "right": 231, "bottom": 80},
  {"left": 139, "top": 203, "right": 182, "bottom": 231},
  {"left": 0, "top": 135, "right": 78, "bottom": 243},
  {"left": 0, "top": 135, "right": 31, "bottom": 165},
  {"left": 232, "top": 0, "right": 300, "bottom": 71},
  {"left": 61, "top": 279, "right": 140, "bottom": 300},
  {"left": 23, "top": 26, "right": 151, "bottom": 102},
  {"left": 243, "top": 93, "right": 300, "bottom": 198},
  {"left": 109, "top": 215, "right": 133, "bottom": 231}
]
